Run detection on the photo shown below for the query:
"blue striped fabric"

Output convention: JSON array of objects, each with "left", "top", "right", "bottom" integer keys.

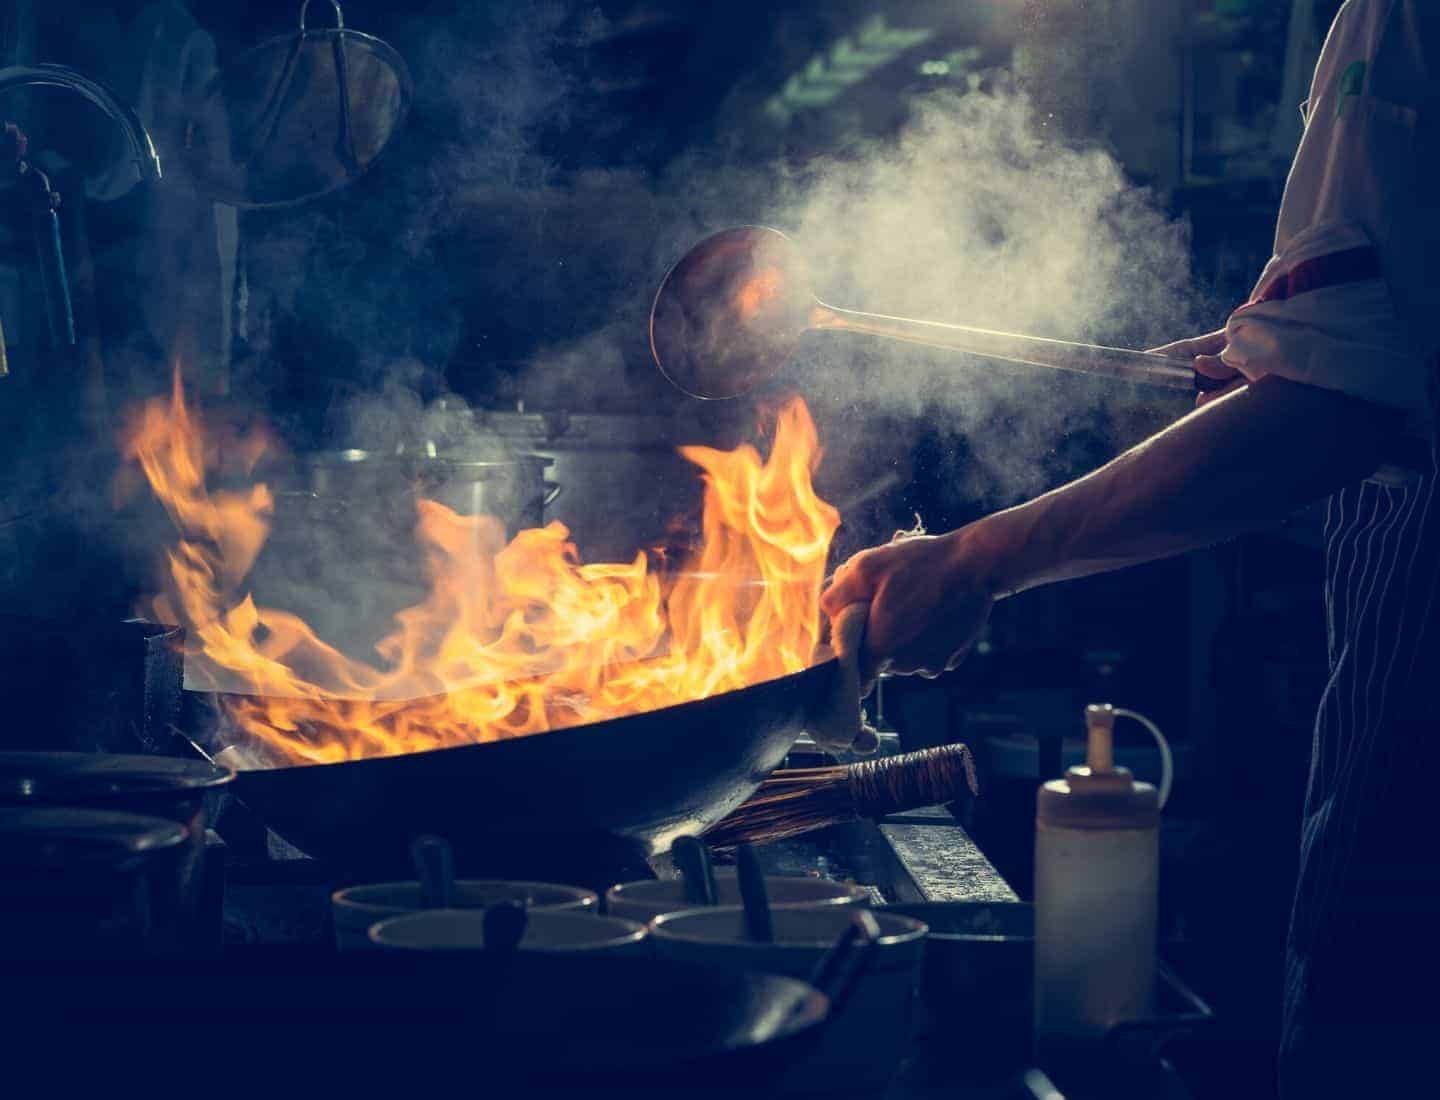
[{"left": 1279, "top": 364, "right": 1440, "bottom": 1095}]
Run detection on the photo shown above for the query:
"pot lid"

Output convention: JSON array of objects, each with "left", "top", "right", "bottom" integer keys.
[
  {"left": 0, "top": 751, "right": 234, "bottom": 805},
  {"left": 0, "top": 807, "right": 187, "bottom": 871},
  {"left": 180, "top": 0, "right": 411, "bottom": 208}
]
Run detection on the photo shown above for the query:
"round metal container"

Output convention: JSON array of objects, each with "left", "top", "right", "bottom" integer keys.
[
  {"left": 606, "top": 872, "right": 865, "bottom": 924},
  {"left": 300, "top": 449, "right": 556, "bottom": 536},
  {"left": 369, "top": 909, "right": 649, "bottom": 956},
  {"left": 883, "top": 901, "right": 1035, "bottom": 1073},
  {"left": 332, "top": 878, "right": 598, "bottom": 951},
  {"left": 651, "top": 906, "right": 928, "bottom": 1097},
  {"left": 250, "top": 450, "right": 556, "bottom": 656},
  {"left": 0, "top": 807, "right": 188, "bottom": 954},
  {"left": 0, "top": 752, "right": 233, "bottom": 951},
  {"left": 478, "top": 411, "right": 704, "bottom": 562}
]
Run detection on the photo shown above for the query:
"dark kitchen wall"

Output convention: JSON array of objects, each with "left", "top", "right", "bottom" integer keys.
[
  {"left": 1, "top": 0, "right": 237, "bottom": 622},
  {"left": 1, "top": 2, "right": 1304, "bottom": 624},
  {"left": 2, "top": 7, "right": 1327, "bottom": 1074}
]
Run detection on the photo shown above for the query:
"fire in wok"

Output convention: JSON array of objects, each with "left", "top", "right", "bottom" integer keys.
[{"left": 121, "top": 375, "right": 845, "bottom": 866}]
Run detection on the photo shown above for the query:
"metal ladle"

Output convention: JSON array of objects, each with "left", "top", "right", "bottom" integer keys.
[{"left": 649, "top": 226, "right": 1199, "bottom": 400}]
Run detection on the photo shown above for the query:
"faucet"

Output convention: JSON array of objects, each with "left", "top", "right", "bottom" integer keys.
[{"left": 0, "top": 63, "right": 162, "bottom": 183}]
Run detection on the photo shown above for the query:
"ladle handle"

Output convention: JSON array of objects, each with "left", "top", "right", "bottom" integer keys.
[{"left": 813, "top": 305, "right": 1198, "bottom": 392}]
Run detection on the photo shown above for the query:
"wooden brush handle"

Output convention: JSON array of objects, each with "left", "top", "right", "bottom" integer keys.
[{"left": 847, "top": 744, "right": 978, "bottom": 815}]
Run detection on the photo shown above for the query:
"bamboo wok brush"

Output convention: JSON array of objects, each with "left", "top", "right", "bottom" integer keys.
[{"left": 704, "top": 743, "right": 979, "bottom": 850}]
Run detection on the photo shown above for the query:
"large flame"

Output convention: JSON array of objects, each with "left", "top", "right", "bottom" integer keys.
[{"left": 124, "top": 373, "right": 840, "bottom": 766}]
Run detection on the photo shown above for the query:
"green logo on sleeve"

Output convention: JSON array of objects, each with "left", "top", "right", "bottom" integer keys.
[{"left": 1336, "top": 60, "right": 1367, "bottom": 118}]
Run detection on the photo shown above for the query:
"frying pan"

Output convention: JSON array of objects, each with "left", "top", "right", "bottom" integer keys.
[{"left": 226, "top": 659, "right": 839, "bottom": 879}]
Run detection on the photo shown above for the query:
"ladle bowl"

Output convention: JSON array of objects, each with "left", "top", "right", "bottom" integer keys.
[
  {"left": 650, "top": 226, "right": 1200, "bottom": 401},
  {"left": 650, "top": 226, "right": 814, "bottom": 400}
]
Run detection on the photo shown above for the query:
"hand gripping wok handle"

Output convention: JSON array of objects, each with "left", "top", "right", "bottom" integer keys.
[{"left": 810, "top": 601, "right": 878, "bottom": 754}]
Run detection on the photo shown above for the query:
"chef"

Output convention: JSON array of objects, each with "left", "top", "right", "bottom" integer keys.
[{"left": 822, "top": 1, "right": 1437, "bottom": 1094}]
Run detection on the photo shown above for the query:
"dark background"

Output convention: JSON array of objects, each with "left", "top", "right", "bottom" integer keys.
[{"left": 0, "top": 4, "right": 1350, "bottom": 1096}]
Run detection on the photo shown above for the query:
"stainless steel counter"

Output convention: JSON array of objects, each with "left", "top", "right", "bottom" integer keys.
[{"left": 879, "top": 805, "right": 1018, "bottom": 904}]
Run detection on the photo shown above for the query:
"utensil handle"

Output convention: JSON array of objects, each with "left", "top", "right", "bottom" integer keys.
[
  {"left": 672, "top": 834, "right": 718, "bottom": 906},
  {"left": 814, "top": 305, "right": 1196, "bottom": 392},
  {"left": 410, "top": 834, "right": 455, "bottom": 909},
  {"left": 482, "top": 900, "right": 528, "bottom": 954},
  {"left": 736, "top": 843, "right": 773, "bottom": 943},
  {"left": 805, "top": 909, "right": 881, "bottom": 1014},
  {"left": 846, "top": 743, "right": 978, "bottom": 816}
]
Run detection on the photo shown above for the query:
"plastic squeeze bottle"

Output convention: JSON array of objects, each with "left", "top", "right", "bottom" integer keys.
[{"left": 1033, "top": 703, "right": 1173, "bottom": 1058}]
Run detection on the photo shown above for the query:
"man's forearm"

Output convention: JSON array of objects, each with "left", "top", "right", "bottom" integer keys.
[{"left": 963, "top": 376, "right": 1400, "bottom": 597}]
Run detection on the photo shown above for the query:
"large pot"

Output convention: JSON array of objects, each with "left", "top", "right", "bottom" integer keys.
[
  {"left": 0, "top": 752, "right": 233, "bottom": 951},
  {"left": 298, "top": 448, "right": 557, "bottom": 536},
  {"left": 650, "top": 906, "right": 929, "bottom": 1098},
  {"left": 479, "top": 410, "right": 707, "bottom": 562},
  {"left": 0, "top": 807, "right": 189, "bottom": 954},
  {"left": 242, "top": 450, "right": 557, "bottom": 661}
]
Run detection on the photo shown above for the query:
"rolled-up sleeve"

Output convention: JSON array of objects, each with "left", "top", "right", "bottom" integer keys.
[
  {"left": 1223, "top": 222, "right": 1428, "bottom": 412},
  {"left": 1220, "top": 0, "right": 1437, "bottom": 419}
]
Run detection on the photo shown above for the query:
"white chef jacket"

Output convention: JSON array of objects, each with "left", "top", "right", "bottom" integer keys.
[{"left": 1222, "top": 0, "right": 1439, "bottom": 432}]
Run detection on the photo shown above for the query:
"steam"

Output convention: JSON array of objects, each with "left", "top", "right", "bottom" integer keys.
[
  {"left": 505, "top": 85, "right": 1204, "bottom": 512},
  {"left": 156, "top": 10, "right": 1211, "bottom": 657},
  {"left": 756, "top": 87, "right": 1202, "bottom": 507},
  {"left": 239, "top": 5, "right": 1208, "bottom": 505}
]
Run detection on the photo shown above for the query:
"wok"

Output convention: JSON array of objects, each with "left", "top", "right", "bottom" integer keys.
[
  {"left": 7, "top": 949, "right": 830, "bottom": 1097},
  {"left": 227, "top": 659, "right": 839, "bottom": 879}
]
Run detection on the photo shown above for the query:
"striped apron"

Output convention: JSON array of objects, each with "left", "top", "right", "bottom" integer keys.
[{"left": 1280, "top": 371, "right": 1440, "bottom": 1094}]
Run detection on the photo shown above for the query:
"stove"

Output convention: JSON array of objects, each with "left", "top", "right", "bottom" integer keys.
[
  {"left": 219, "top": 795, "right": 1014, "bottom": 949},
  {"left": 211, "top": 731, "right": 1009, "bottom": 947}
]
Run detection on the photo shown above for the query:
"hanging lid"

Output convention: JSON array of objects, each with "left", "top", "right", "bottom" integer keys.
[
  {"left": 181, "top": 0, "right": 411, "bottom": 208},
  {"left": 1035, "top": 704, "right": 1164, "bottom": 830}
]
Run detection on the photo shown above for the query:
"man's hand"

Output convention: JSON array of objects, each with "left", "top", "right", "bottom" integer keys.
[
  {"left": 1148, "top": 328, "right": 1243, "bottom": 407},
  {"left": 820, "top": 529, "right": 996, "bottom": 693}
]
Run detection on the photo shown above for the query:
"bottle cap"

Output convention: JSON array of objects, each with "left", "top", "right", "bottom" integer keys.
[{"left": 1035, "top": 703, "right": 1161, "bottom": 829}]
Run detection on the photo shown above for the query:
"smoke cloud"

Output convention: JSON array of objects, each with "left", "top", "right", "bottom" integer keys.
[
  {"left": 133, "top": 5, "right": 1219, "bottom": 674},
  {"left": 492, "top": 82, "right": 1206, "bottom": 519}
]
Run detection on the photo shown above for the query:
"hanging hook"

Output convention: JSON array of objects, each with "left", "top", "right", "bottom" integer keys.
[{"left": 298, "top": 0, "right": 345, "bottom": 33}]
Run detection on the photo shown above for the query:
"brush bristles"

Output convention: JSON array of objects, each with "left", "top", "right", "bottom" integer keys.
[{"left": 704, "top": 744, "right": 977, "bottom": 849}]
